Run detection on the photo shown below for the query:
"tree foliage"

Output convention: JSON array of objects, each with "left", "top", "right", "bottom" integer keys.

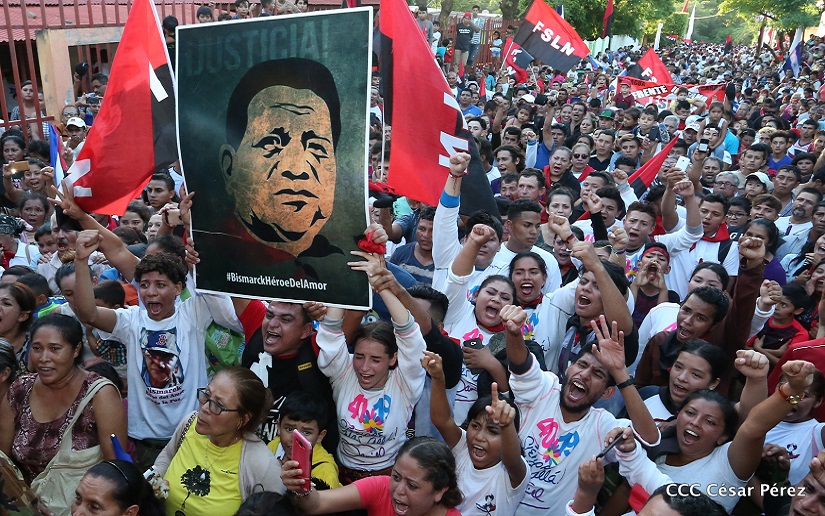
[{"left": 717, "top": 0, "right": 818, "bottom": 33}]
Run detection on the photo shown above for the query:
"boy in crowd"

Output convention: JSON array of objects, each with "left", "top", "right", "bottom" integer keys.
[{"left": 748, "top": 283, "right": 810, "bottom": 367}]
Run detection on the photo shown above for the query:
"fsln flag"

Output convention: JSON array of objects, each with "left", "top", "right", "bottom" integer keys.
[
  {"left": 784, "top": 28, "right": 803, "bottom": 78},
  {"left": 515, "top": 0, "right": 589, "bottom": 73},
  {"left": 47, "top": 123, "right": 66, "bottom": 186},
  {"left": 602, "top": 0, "right": 614, "bottom": 38},
  {"left": 379, "top": 0, "right": 497, "bottom": 216},
  {"left": 503, "top": 37, "right": 532, "bottom": 83},
  {"left": 65, "top": 0, "right": 176, "bottom": 215},
  {"left": 636, "top": 48, "right": 672, "bottom": 83},
  {"left": 556, "top": 3, "right": 564, "bottom": 19},
  {"left": 628, "top": 137, "right": 678, "bottom": 198},
  {"left": 724, "top": 35, "right": 732, "bottom": 54}
]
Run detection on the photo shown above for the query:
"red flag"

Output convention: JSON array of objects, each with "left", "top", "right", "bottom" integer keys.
[
  {"left": 724, "top": 34, "right": 732, "bottom": 54},
  {"left": 628, "top": 137, "right": 678, "bottom": 197},
  {"left": 503, "top": 37, "right": 531, "bottom": 83},
  {"left": 66, "top": 0, "right": 176, "bottom": 215},
  {"left": 602, "top": 0, "right": 614, "bottom": 38},
  {"left": 379, "top": 0, "right": 497, "bottom": 215},
  {"left": 681, "top": 0, "right": 688, "bottom": 12},
  {"left": 637, "top": 48, "right": 673, "bottom": 83},
  {"left": 515, "top": 0, "right": 589, "bottom": 73}
]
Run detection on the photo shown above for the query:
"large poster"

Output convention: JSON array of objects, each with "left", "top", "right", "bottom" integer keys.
[
  {"left": 177, "top": 9, "right": 372, "bottom": 309},
  {"left": 616, "top": 76, "right": 726, "bottom": 111}
]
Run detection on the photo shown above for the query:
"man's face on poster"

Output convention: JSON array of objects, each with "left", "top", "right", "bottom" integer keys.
[{"left": 222, "top": 85, "right": 336, "bottom": 256}]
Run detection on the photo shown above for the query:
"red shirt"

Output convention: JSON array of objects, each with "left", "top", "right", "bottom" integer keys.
[
  {"left": 355, "top": 476, "right": 463, "bottom": 515},
  {"left": 768, "top": 338, "right": 825, "bottom": 422}
]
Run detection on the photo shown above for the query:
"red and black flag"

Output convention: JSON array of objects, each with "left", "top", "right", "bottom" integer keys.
[
  {"left": 514, "top": 0, "right": 589, "bottom": 73},
  {"left": 602, "top": 0, "right": 614, "bottom": 38},
  {"left": 724, "top": 35, "right": 733, "bottom": 54},
  {"left": 66, "top": 0, "right": 176, "bottom": 215},
  {"left": 341, "top": 0, "right": 361, "bottom": 8},
  {"left": 379, "top": 0, "right": 497, "bottom": 216},
  {"left": 626, "top": 48, "right": 673, "bottom": 83},
  {"left": 503, "top": 37, "right": 532, "bottom": 83},
  {"left": 628, "top": 137, "right": 678, "bottom": 198}
]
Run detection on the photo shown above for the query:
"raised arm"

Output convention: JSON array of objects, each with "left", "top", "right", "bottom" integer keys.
[
  {"left": 729, "top": 359, "right": 816, "bottom": 480},
  {"left": 74, "top": 230, "right": 118, "bottom": 333},
  {"left": 422, "top": 350, "right": 462, "bottom": 447},
  {"left": 487, "top": 382, "right": 527, "bottom": 487},
  {"left": 733, "top": 349, "right": 770, "bottom": 421},
  {"left": 590, "top": 316, "right": 659, "bottom": 446},
  {"left": 501, "top": 304, "right": 529, "bottom": 366},
  {"left": 52, "top": 183, "right": 140, "bottom": 281},
  {"left": 572, "top": 241, "right": 633, "bottom": 334},
  {"left": 451, "top": 224, "right": 496, "bottom": 277}
]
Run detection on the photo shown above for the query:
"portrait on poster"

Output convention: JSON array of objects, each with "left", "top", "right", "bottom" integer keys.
[{"left": 177, "top": 8, "right": 372, "bottom": 308}]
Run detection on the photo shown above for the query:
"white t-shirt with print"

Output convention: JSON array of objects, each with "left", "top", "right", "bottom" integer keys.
[
  {"left": 107, "top": 292, "right": 241, "bottom": 440},
  {"left": 766, "top": 419, "right": 825, "bottom": 486},
  {"left": 453, "top": 429, "right": 530, "bottom": 516}
]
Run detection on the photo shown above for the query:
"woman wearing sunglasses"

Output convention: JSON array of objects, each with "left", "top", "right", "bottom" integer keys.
[{"left": 153, "top": 367, "right": 284, "bottom": 516}]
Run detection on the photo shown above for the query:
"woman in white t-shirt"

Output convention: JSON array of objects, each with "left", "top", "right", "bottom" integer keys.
[
  {"left": 616, "top": 357, "right": 817, "bottom": 513},
  {"left": 317, "top": 251, "right": 426, "bottom": 482},
  {"left": 423, "top": 348, "right": 528, "bottom": 515}
]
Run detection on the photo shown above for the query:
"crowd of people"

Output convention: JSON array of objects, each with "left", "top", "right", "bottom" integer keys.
[{"left": 2, "top": 3, "right": 825, "bottom": 516}]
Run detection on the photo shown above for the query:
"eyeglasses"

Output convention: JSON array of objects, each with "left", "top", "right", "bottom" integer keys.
[
  {"left": 197, "top": 388, "right": 240, "bottom": 415},
  {"left": 61, "top": 112, "right": 79, "bottom": 119},
  {"left": 714, "top": 181, "right": 736, "bottom": 188},
  {"left": 573, "top": 154, "right": 589, "bottom": 159}
]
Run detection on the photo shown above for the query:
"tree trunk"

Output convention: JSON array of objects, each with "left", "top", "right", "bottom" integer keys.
[{"left": 439, "top": 0, "right": 453, "bottom": 29}]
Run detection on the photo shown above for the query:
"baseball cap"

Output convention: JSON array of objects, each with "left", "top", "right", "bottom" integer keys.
[
  {"left": 684, "top": 123, "right": 701, "bottom": 132},
  {"left": 463, "top": 11, "right": 471, "bottom": 17},
  {"left": 0, "top": 215, "right": 21, "bottom": 236},
  {"left": 599, "top": 109, "right": 616, "bottom": 119},
  {"left": 746, "top": 172, "right": 773, "bottom": 193},
  {"left": 520, "top": 94, "right": 536, "bottom": 103},
  {"left": 66, "top": 117, "right": 86, "bottom": 129}
]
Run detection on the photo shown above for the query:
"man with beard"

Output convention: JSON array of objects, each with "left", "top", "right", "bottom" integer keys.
[
  {"left": 500, "top": 303, "right": 659, "bottom": 516},
  {"left": 775, "top": 187, "right": 823, "bottom": 237}
]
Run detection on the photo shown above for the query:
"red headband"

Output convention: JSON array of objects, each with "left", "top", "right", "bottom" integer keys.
[{"left": 641, "top": 246, "right": 670, "bottom": 263}]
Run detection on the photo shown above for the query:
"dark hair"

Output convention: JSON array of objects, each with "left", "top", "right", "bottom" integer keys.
[
  {"left": 519, "top": 168, "right": 546, "bottom": 189},
  {"left": 682, "top": 286, "right": 729, "bottom": 324},
  {"left": 510, "top": 251, "right": 547, "bottom": 280},
  {"left": 90, "top": 72, "right": 109, "bottom": 85},
  {"left": 646, "top": 485, "right": 728, "bottom": 516},
  {"left": 279, "top": 390, "right": 331, "bottom": 427},
  {"left": 0, "top": 283, "right": 35, "bottom": 331},
  {"left": 94, "top": 280, "right": 126, "bottom": 308},
  {"left": 466, "top": 211, "right": 503, "bottom": 242},
  {"left": 1, "top": 265, "right": 32, "bottom": 281},
  {"left": 464, "top": 393, "right": 521, "bottom": 431},
  {"left": 85, "top": 460, "right": 164, "bottom": 516},
  {"left": 793, "top": 152, "right": 816, "bottom": 167},
  {"left": 781, "top": 283, "right": 810, "bottom": 311},
  {"left": 0, "top": 339, "right": 19, "bottom": 386},
  {"left": 690, "top": 262, "right": 729, "bottom": 290},
  {"left": 19, "top": 193, "right": 50, "bottom": 215},
  {"left": 507, "top": 198, "right": 542, "bottom": 221},
  {"left": 548, "top": 187, "right": 576, "bottom": 207},
  {"left": 678, "top": 340, "right": 728, "bottom": 382},
  {"left": 226, "top": 59, "right": 341, "bottom": 150},
  {"left": 594, "top": 186, "right": 625, "bottom": 214},
  {"left": 478, "top": 274, "right": 516, "bottom": 299},
  {"left": 216, "top": 367, "right": 273, "bottom": 435},
  {"left": 742, "top": 218, "right": 779, "bottom": 254},
  {"left": 494, "top": 145, "right": 525, "bottom": 172},
  {"left": 614, "top": 156, "right": 638, "bottom": 169},
  {"left": 776, "top": 164, "right": 802, "bottom": 182},
  {"left": 584, "top": 259, "right": 629, "bottom": 296},
  {"left": 747, "top": 143, "right": 770, "bottom": 162},
  {"left": 124, "top": 201, "right": 152, "bottom": 228},
  {"left": 397, "top": 437, "right": 462, "bottom": 508},
  {"left": 351, "top": 321, "right": 398, "bottom": 359},
  {"left": 149, "top": 172, "right": 175, "bottom": 192},
  {"left": 680, "top": 389, "right": 739, "bottom": 442},
  {"left": 625, "top": 201, "right": 657, "bottom": 222},
  {"left": 728, "top": 196, "right": 751, "bottom": 215},
  {"left": 30, "top": 314, "right": 84, "bottom": 365},
  {"left": 34, "top": 222, "right": 51, "bottom": 242},
  {"left": 162, "top": 15, "right": 178, "bottom": 32},
  {"left": 588, "top": 170, "right": 613, "bottom": 187},
  {"left": 85, "top": 361, "right": 124, "bottom": 393},
  {"left": 16, "top": 273, "right": 50, "bottom": 299},
  {"left": 113, "top": 226, "right": 145, "bottom": 246},
  {"left": 146, "top": 234, "right": 186, "bottom": 263},
  {"left": 54, "top": 261, "right": 76, "bottom": 293},
  {"left": 799, "top": 186, "right": 825, "bottom": 205},
  {"left": 235, "top": 492, "right": 297, "bottom": 516},
  {"left": 699, "top": 193, "right": 730, "bottom": 215},
  {"left": 196, "top": 5, "right": 214, "bottom": 18},
  {"left": 134, "top": 252, "right": 188, "bottom": 285},
  {"left": 500, "top": 172, "right": 518, "bottom": 186},
  {"left": 407, "top": 285, "right": 450, "bottom": 324}
]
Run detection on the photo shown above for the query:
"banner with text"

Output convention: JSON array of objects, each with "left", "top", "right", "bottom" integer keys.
[{"left": 617, "top": 76, "right": 726, "bottom": 111}]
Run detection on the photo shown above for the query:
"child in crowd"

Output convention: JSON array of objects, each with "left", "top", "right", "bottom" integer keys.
[
  {"left": 16, "top": 273, "right": 65, "bottom": 318},
  {"left": 748, "top": 283, "right": 810, "bottom": 367},
  {"left": 422, "top": 350, "right": 528, "bottom": 515},
  {"left": 267, "top": 391, "right": 341, "bottom": 490}
]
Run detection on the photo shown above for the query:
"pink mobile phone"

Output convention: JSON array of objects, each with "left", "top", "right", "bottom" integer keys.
[{"left": 292, "top": 429, "right": 312, "bottom": 491}]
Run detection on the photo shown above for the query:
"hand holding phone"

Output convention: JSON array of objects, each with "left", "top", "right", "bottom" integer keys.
[
  {"left": 675, "top": 156, "right": 691, "bottom": 172},
  {"left": 292, "top": 429, "right": 312, "bottom": 492},
  {"left": 596, "top": 433, "right": 626, "bottom": 459}
]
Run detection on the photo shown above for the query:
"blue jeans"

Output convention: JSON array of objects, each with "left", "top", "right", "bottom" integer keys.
[{"left": 467, "top": 43, "right": 480, "bottom": 66}]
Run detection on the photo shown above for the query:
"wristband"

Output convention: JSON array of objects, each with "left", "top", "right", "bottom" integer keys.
[
  {"left": 613, "top": 248, "right": 626, "bottom": 255},
  {"left": 616, "top": 377, "right": 634, "bottom": 390},
  {"left": 565, "top": 233, "right": 576, "bottom": 242}
]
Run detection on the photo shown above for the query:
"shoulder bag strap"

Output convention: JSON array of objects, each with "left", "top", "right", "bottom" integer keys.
[
  {"left": 175, "top": 412, "right": 198, "bottom": 451},
  {"left": 57, "top": 377, "right": 113, "bottom": 452}
]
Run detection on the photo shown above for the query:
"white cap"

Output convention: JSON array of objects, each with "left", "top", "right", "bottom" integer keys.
[
  {"left": 746, "top": 172, "right": 774, "bottom": 193},
  {"left": 66, "top": 117, "right": 86, "bottom": 128},
  {"left": 521, "top": 94, "right": 536, "bottom": 103},
  {"left": 685, "top": 123, "right": 701, "bottom": 132}
]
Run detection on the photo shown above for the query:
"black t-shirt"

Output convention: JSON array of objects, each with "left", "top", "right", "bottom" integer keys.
[{"left": 455, "top": 23, "right": 473, "bottom": 51}]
